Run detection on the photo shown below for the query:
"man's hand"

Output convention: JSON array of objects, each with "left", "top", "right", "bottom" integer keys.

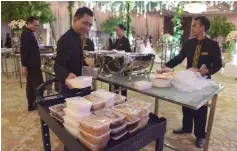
[
  {"left": 21, "top": 67, "right": 28, "bottom": 76},
  {"left": 65, "top": 73, "right": 77, "bottom": 89},
  {"left": 198, "top": 68, "right": 209, "bottom": 77},
  {"left": 157, "top": 65, "right": 172, "bottom": 74}
]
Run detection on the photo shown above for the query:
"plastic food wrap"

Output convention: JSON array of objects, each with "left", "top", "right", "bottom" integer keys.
[
  {"left": 65, "top": 97, "right": 92, "bottom": 114},
  {"left": 94, "top": 108, "right": 125, "bottom": 128},
  {"left": 125, "top": 100, "right": 152, "bottom": 117},
  {"left": 114, "top": 94, "right": 126, "bottom": 105},
  {"left": 79, "top": 114, "right": 111, "bottom": 136},
  {"left": 78, "top": 134, "right": 107, "bottom": 151},
  {"left": 49, "top": 104, "right": 66, "bottom": 121},
  {"left": 112, "top": 104, "right": 141, "bottom": 122},
  {"left": 124, "top": 118, "right": 140, "bottom": 131},
  {"left": 64, "top": 108, "right": 91, "bottom": 121},
  {"left": 83, "top": 95, "right": 106, "bottom": 111},
  {"left": 66, "top": 76, "right": 92, "bottom": 89},
  {"left": 110, "top": 130, "right": 128, "bottom": 141},
  {"left": 79, "top": 129, "right": 110, "bottom": 145},
  {"left": 91, "top": 89, "right": 115, "bottom": 107},
  {"left": 63, "top": 123, "right": 79, "bottom": 139}
]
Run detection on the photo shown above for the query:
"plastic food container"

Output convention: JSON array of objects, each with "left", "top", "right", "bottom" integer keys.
[
  {"left": 83, "top": 95, "right": 106, "bottom": 111},
  {"left": 63, "top": 115, "right": 79, "bottom": 129},
  {"left": 65, "top": 97, "right": 92, "bottom": 115},
  {"left": 150, "top": 74, "right": 173, "bottom": 88},
  {"left": 78, "top": 134, "right": 107, "bottom": 151},
  {"left": 125, "top": 100, "right": 152, "bottom": 117},
  {"left": 94, "top": 108, "right": 125, "bottom": 128},
  {"left": 91, "top": 89, "right": 115, "bottom": 107},
  {"left": 49, "top": 104, "right": 66, "bottom": 120},
  {"left": 66, "top": 76, "right": 92, "bottom": 89},
  {"left": 112, "top": 104, "right": 141, "bottom": 122},
  {"left": 64, "top": 108, "right": 91, "bottom": 121},
  {"left": 111, "top": 130, "right": 128, "bottom": 141},
  {"left": 128, "top": 125, "right": 140, "bottom": 136},
  {"left": 124, "top": 118, "right": 140, "bottom": 131},
  {"left": 63, "top": 123, "right": 79, "bottom": 139},
  {"left": 79, "top": 129, "right": 111, "bottom": 145},
  {"left": 139, "top": 117, "right": 149, "bottom": 129},
  {"left": 50, "top": 113, "right": 64, "bottom": 123},
  {"left": 114, "top": 94, "right": 126, "bottom": 105},
  {"left": 111, "top": 123, "right": 127, "bottom": 134},
  {"left": 79, "top": 114, "right": 111, "bottom": 136},
  {"left": 133, "top": 81, "right": 152, "bottom": 90}
]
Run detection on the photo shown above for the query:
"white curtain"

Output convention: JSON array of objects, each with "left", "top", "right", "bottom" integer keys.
[{"left": 49, "top": 1, "right": 70, "bottom": 43}]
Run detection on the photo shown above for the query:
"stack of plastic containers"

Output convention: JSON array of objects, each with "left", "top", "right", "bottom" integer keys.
[
  {"left": 63, "top": 97, "right": 93, "bottom": 139},
  {"left": 94, "top": 108, "right": 127, "bottom": 140},
  {"left": 78, "top": 114, "right": 111, "bottom": 151},
  {"left": 91, "top": 89, "right": 116, "bottom": 108},
  {"left": 49, "top": 104, "right": 66, "bottom": 123},
  {"left": 83, "top": 95, "right": 106, "bottom": 111}
]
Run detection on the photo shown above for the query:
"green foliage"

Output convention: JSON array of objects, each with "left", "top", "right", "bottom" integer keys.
[
  {"left": 208, "top": 16, "right": 235, "bottom": 38},
  {"left": 171, "top": 3, "right": 184, "bottom": 45},
  {"left": 68, "top": 1, "right": 75, "bottom": 28},
  {"left": 1, "top": 1, "right": 56, "bottom": 23}
]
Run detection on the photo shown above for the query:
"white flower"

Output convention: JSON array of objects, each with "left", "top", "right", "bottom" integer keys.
[{"left": 226, "top": 31, "right": 237, "bottom": 42}]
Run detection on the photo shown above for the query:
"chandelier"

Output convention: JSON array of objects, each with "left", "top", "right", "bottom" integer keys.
[{"left": 183, "top": 3, "right": 207, "bottom": 14}]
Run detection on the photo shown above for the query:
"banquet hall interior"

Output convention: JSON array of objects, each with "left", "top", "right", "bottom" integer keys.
[{"left": 1, "top": 1, "right": 237, "bottom": 151}]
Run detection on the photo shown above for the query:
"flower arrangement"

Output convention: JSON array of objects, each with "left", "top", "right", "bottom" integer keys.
[
  {"left": 225, "top": 31, "right": 237, "bottom": 56},
  {"left": 8, "top": 20, "right": 26, "bottom": 32},
  {"left": 162, "top": 34, "right": 173, "bottom": 43}
]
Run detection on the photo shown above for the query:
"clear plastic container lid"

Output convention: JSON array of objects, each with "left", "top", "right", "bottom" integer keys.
[
  {"left": 65, "top": 97, "right": 92, "bottom": 114},
  {"left": 110, "top": 130, "right": 128, "bottom": 141},
  {"left": 94, "top": 108, "right": 125, "bottom": 126},
  {"left": 128, "top": 125, "right": 140, "bottom": 135},
  {"left": 66, "top": 76, "right": 92, "bottom": 89},
  {"left": 111, "top": 123, "right": 127, "bottom": 134},
  {"left": 64, "top": 108, "right": 91, "bottom": 121},
  {"left": 91, "top": 89, "right": 116, "bottom": 100},
  {"left": 79, "top": 114, "right": 111, "bottom": 136},
  {"left": 83, "top": 95, "right": 105, "bottom": 105},
  {"left": 125, "top": 99, "right": 152, "bottom": 117},
  {"left": 49, "top": 103, "right": 66, "bottom": 117},
  {"left": 63, "top": 115, "right": 79, "bottom": 128},
  {"left": 112, "top": 104, "right": 141, "bottom": 122},
  {"left": 114, "top": 94, "right": 126, "bottom": 105}
]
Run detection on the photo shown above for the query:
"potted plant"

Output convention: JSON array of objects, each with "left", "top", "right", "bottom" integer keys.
[{"left": 225, "top": 31, "right": 237, "bottom": 64}]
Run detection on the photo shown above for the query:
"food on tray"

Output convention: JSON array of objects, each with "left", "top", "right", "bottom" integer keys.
[
  {"left": 79, "top": 129, "right": 110, "bottom": 145},
  {"left": 114, "top": 94, "right": 126, "bottom": 105},
  {"left": 124, "top": 118, "right": 140, "bottom": 131},
  {"left": 83, "top": 95, "right": 106, "bottom": 111},
  {"left": 64, "top": 108, "right": 91, "bottom": 121},
  {"left": 112, "top": 104, "right": 141, "bottom": 122},
  {"left": 91, "top": 89, "right": 115, "bottom": 107},
  {"left": 65, "top": 97, "right": 92, "bottom": 114},
  {"left": 150, "top": 73, "right": 173, "bottom": 87},
  {"left": 78, "top": 134, "right": 107, "bottom": 151},
  {"left": 79, "top": 114, "right": 111, "bottom": 136},
  {"left": 50, "top": 113, "right": 64, "bottom": 123},
  {"left": 125, "top": 100, "right": 152, "bottom": 117},
  {"left": 94, "top": 108, "right": 125, "bottom": 128},
  {"left": 49, "top": 104, "right": 66, "bottom": 121}
]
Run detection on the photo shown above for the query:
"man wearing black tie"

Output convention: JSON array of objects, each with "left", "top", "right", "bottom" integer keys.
[{"left": 161, "top": 16, "right": 222, "bottom": 148}]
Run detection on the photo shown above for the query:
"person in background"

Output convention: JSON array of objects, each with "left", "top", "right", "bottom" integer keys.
[
  {"left": 112, "top": 24, "right": 132, "bottom": 53},
  {"left": 5, "top": 33, "right": 12, "bottom": 48},
  {"left": 81, "top": 33, "right": 95, "bottom": 51},
  {"left": 54, "top": 7, "right": 94, "bottom": 96},
  {"left": 159, "top": 16, "right": 222, "bottom": 148},
  {"left": 20, "top": 16, "right": 43, "bottom": 111},
  {"left": 108, "top": 33, "right": 114, "bottom": 50}
]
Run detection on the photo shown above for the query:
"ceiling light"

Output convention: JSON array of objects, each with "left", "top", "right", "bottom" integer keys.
[{"left": 184, "top": 3, "right": 207, "bottom": 14}]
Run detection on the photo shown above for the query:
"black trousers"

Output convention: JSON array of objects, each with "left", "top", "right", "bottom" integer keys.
[
  {"left": 109, "top": 84, "right": 127, "bottom": 97},
  {"left": 26, "top": 68, "right": 43, "bottom": 107},
  {"left": 182, "top": 106, "right": 208, "bottom": 139}
]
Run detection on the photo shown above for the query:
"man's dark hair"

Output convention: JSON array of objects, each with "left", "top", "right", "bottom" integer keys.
[
  {"left": 194, "top": 16, "right": 210, "bottom": 32},
  {"left": 117, "top": 24, "right": 126, "bottom": 31},
  {"left": 26, "top": 16, "right": 38, "bottom": 24},
  {"left": 110, "top": 33, "right": 113, "bottom": 36},
  {"left": 74, "top": 7, "right": 94, "bottom": 19}
]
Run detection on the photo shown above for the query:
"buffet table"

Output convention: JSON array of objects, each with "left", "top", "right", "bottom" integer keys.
[
  {"left": 36, "top": 78, "right": 167, "bottom": 151},
  {"left": 96, "top": 75, "right": 224, "bottom": 151}
]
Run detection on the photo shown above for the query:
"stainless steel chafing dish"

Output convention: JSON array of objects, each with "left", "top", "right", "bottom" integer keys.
[{"left": 103, "top": 53, "right": 155, "bottom": 80}]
